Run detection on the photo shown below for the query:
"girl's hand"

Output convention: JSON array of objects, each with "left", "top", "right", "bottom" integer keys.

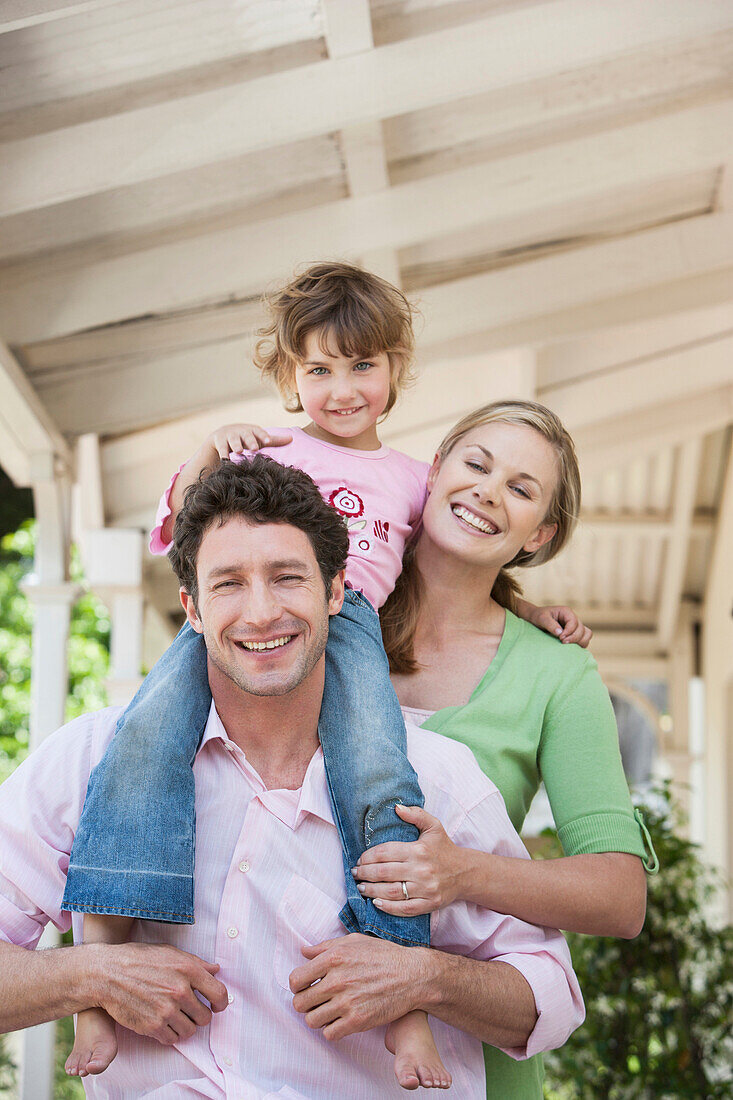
[
  {"left": 352, "top": 805, "right": 465, "bottom": 916},
  {"left": 207, "top": 424, "right": 293, "bottom": 459},
  {"left": 532, "top": 605, "right": 592, "bottom": 648}
]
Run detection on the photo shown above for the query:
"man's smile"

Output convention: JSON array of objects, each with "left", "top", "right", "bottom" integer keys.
[{"left": 235, "top": 634, "right": 294, "bottom": 652}]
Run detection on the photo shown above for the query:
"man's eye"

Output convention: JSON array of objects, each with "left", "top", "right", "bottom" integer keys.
[
  {"left": 215, "top": 581, "right": 237, "bottom": 589},
  {"left": 278, "top": 575, "right": 303, "bottom": 583}
]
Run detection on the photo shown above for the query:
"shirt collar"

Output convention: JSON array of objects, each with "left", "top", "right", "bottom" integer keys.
[{"left": 202, "top": 702, "right": 334, "bottom": 830}]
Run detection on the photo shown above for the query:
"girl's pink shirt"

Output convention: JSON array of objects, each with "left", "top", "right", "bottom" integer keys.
[{"left": 150, "top": 427, "right": 429, "bottom": 609}]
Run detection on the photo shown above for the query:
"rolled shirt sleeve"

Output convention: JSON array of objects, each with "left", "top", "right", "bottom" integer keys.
[{"left": 0, "top": 710, "right": 116, "bottom": 947}]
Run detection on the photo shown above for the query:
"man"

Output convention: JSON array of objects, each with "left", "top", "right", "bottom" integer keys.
[{"left": 0, "top": 457, "right": 583, "bottom": 1097}]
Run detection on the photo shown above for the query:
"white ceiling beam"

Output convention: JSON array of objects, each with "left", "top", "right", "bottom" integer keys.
[
  {"left": 419, "top": 210, "right": 733, "bottom": 354},
  {"left": 656, "top": 440, "right": 704, "bottom": 650},
  {"left": 0, "top": 339, "right": 69, "bottom": 486},
  {"left": 2, "top": 0, "right": 732, "bottom": 216},
  {"left": 580, "top": 511, "right": 714, "bottom": 539},
  {"left": 0, "top": 0, "right": 117, "bottom": 33},
  {"left": 540, "top": 331, "right": 733, "bottom": 432},
  {"left": 323, "top": 0, "right": 400, "bottom": 287},
  {"left": 3, "top": 99, "right": 733, "bottom": 343},
  {"left": 573, "top": 384, "right": 733, "bottom": 475}
]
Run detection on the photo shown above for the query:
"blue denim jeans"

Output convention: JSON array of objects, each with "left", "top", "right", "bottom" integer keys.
[{"left": 62, "top": 589, "right": 429, "bottom": 946}]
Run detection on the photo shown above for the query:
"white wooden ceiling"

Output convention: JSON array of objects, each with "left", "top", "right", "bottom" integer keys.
[{"left": 1, "top": 0, "right": 732, "bottom": 668}]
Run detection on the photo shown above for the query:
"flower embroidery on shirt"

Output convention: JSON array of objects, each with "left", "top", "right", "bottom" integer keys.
[
  {"left": 373, "top": 520, "right": 389, "bottom": 543},
  {"left": 329, "top": 487, "right": 365, "bottom": 518}
]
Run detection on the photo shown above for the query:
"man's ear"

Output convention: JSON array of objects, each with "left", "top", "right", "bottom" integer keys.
[
  {"left": 426, "top": 453, "right": 441, "bottom": 492},
  {"left": 523, "top": 522, "right": 558, "bottom": 555},
  {"left": 328, "top": 570, "right": 346, "bottom": 617},
  {"left": 180, "top": 587, "right": 204, "bottom": 634}
]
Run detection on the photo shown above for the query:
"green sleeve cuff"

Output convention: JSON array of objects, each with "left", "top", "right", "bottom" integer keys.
[{"left": 557, "top": 809, "right": 659, "bottom": 874}]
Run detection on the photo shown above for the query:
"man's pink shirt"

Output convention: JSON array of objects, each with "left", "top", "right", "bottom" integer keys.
[
  {"left": 149, "top": 427, "right": 429, "bottom": 609},
  {"left": 0, "top": 705, "right": 583, "bottom": 1099}
]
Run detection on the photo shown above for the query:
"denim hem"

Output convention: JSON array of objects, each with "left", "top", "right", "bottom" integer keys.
[
  {"left": 61, "top": 900, "right": 195, "bottom": 925},
  {"left": 360, "top": 922, "right": 430, "bottom": 948},
  {"left": 63, "top": 864, "right": 194, "bottom": 924},
  {"left": 339, "top": 902, "right": 430, "bottom": 947}
]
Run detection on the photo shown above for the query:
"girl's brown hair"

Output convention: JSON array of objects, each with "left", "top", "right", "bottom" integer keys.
[
  {"left": 253, "top": 261, "right": 417, "bottom": 414},
  {"left": 380, "top": 400, "right": 582, "bottom": 673}
]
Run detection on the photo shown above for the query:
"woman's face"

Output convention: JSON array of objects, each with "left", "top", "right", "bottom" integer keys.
[{"left": 423, "top": 420, "right": 559, "bottom": 569}]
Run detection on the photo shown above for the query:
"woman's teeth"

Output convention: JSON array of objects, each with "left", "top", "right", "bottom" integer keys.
[
  {"left": 452, "top": 505, "right": 498, "bottom": 534},
  {"left": 241, "top": 635, "right": 292, "bottom": 651}
]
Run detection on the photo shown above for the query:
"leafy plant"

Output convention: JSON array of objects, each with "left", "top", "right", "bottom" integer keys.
[
  {"left": 544, "top": 785, "right": 733, "bottom": 1099},
  {"left": 0, "top": 521, "right": 110, "bottom": 782}
]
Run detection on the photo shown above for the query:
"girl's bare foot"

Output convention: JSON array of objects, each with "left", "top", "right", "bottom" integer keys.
[
  {"left": 65, "top": 1007, "right": 118, "bottom": 1077},
  {"left": 385, "top": 1009, "right": 452, "bottom": 1090}
]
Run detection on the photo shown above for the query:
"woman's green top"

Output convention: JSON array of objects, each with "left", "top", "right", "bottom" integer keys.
[{"left": 421, "top": 610, "right": 657, "bottom": 1099}]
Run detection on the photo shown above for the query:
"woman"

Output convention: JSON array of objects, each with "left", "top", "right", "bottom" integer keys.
[{"left": 356, "top": 400, "right": 658, "bottom": 1097}]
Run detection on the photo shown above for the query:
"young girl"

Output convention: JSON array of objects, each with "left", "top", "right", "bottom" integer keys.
[{"left": 63, "top": 263, "right": 588, "bottom": 1088}]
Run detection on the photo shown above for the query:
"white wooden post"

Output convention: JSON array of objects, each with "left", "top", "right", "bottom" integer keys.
[
  {"left": 84, "top": 528, "right": 145, "bottom": 707},
  {"left": 19, "top": 454, "right": 81, "bottom": 1100}
]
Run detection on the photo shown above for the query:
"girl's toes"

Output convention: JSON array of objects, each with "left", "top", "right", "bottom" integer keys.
[
  {"left": 393, "top": 1055, "right": 421, "bottom": 1090},
  {"left": 85, "top": 1039, "right": 117, "bottom": 1075}
]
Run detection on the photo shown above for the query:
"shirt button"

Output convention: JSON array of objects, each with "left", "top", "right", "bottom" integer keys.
[
  {"left": 227, "top": 926, "right": 239, "bottom": 939},
  {"left": 223, "top": 1056, "right": 233, "bottom": 1067},
  {"left": 227, "top": 992, "right": 234, "bottom": 1004},
  {"left": 224, "top": 741, "right": 235, "bottom": 752},
  {"left": 238, "top": 859, "right": 251, "bottom": 873}
]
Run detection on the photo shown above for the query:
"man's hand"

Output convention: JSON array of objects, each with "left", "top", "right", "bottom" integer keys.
[
  {"left": 289, "top": 933, "right": 430, "bottom": 1041},
  {"left": 91, "top": 942, "right": 229, "bottom": 1045}
]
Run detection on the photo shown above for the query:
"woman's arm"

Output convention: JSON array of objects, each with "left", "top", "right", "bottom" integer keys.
[
  {"left": 459, "top": 849, "right": 646, "bottom": 938},
  {"left": 354, "top": 806, "right": 647, "bottom": 938}
]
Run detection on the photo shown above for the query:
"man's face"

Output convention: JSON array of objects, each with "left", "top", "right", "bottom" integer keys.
[{"left": 181, "top": 517, "right": 344, "bottom": 697}]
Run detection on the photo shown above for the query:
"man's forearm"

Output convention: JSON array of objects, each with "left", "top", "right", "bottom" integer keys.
[
  {"left": 0, "top": 941, "right": 97, "bottom": 1032},
  {"left": 417, "top": 950, "right": 537, "bottom": 1050}
]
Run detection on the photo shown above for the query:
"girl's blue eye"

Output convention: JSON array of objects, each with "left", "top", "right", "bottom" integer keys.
[
  {"left": 353, "top": 361, "right": 372, "bottom": 371},
  {"left": 309, "top": 366, "right": 329, "bottom": 376}
]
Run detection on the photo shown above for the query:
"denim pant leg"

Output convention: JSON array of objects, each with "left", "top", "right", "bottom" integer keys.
[
  {"left": 320, "top": 588, "right": 430, "bottom": 947},
  {"left": 62, "top": 622, "right": 211, "bottom": 923}
]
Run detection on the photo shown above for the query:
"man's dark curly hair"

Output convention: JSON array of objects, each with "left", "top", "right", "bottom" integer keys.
[{"left": 169, "top": 455, "right": 349, "bottom": 606}]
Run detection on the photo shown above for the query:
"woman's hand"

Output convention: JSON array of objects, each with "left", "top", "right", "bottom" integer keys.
[
  {"left": 207, "top": 424, "right": 293, "bottom": 459},
  {"left": 352, "top": 805, "right": 467, "bottom": 915}
]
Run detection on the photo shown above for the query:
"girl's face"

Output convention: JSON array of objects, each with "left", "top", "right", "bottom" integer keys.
[
  {"left": 423, "top": 421, "right": 559, "bottom": 570},
  {"left": 294, "top": 329, "right": 392, "bottom": 450}
]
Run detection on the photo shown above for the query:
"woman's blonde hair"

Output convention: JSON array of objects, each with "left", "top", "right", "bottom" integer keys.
[
  {"left": 253, "top": 262, "right": 418, "bottom": 415},
  {"left": 380, "top": 399, "right": 582, "bottom": 673}
]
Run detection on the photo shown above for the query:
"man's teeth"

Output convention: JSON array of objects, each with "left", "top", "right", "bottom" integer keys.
[
  {"left": 453, "top": 505, "right": 498, "bottom": 534},
  {"left": 241, "top": 636, "right": 292, "bottom": 651}
]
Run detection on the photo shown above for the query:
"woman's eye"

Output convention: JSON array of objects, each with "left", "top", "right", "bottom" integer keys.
[
  {"left": 513, "top": 485, "right": 531, "bottom": 499},
  {"left": 465, "top": 460, "right": 486, "bottom": 473}
]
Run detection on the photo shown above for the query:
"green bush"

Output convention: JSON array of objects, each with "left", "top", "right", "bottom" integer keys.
[
  {"left": 0, "top": 521, "right": 110, "bottom": 783},
  {"left": 544, "top": 785, "right": 733, "bottom": 1099}
]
